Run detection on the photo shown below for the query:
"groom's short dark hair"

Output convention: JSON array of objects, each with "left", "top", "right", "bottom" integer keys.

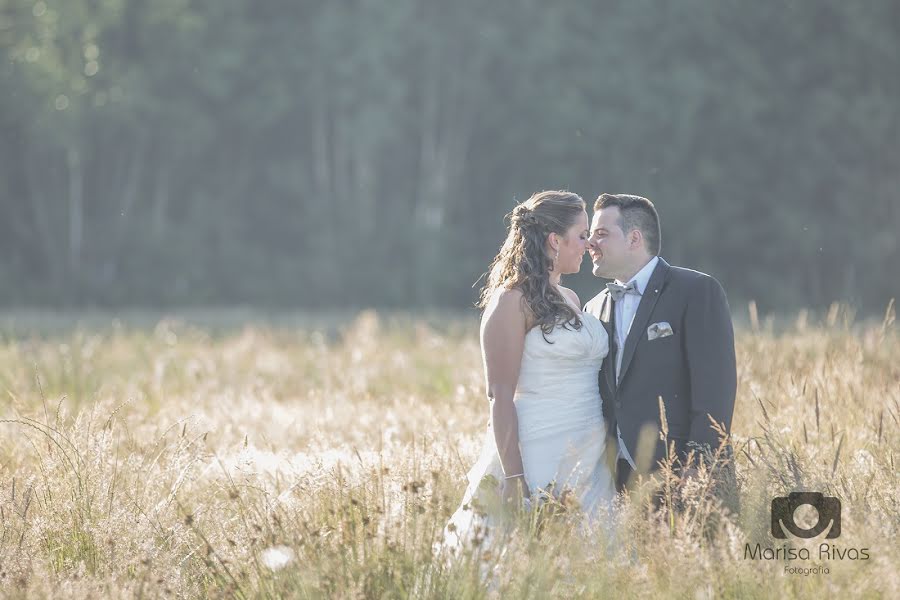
[{"left": 594, "top": 193, "right": 661, "bottom": 255}]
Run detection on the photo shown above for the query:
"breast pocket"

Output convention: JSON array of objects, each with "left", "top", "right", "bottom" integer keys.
[{"left": 643, "top": 322, "right": 680, "bottom": 367}]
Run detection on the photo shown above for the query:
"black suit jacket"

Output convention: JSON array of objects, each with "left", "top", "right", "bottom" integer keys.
[{"left": 584, "top": 257, "right": 737, "bottom": 473}]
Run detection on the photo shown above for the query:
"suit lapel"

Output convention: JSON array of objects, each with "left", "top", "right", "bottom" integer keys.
[
  {"left": 596, "top": 290, "right": 617, "bottom": 395},
  {"left": 617, "top": 257, "right": 671, "bottom": 384}
]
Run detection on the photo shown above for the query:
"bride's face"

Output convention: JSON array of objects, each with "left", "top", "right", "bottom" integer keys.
[{"left": 551, "top": 210, "right": 589, "bottom": 275}]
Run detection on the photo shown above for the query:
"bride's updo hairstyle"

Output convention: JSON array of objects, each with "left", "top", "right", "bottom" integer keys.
[{"left": 478, "top": 190, "right": 585, "bottom": 336}]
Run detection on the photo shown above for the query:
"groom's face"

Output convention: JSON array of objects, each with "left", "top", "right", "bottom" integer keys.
[{"left": 588, "top": 207, "right": 629, "bottom": 279}]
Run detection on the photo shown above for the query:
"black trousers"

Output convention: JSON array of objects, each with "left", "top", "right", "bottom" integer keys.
[
  {"left": 615, "top": 458, "right": 634, "bottom": 494},
  {"left": 616, "top": 458, "right": 665, "bottom": 510}
]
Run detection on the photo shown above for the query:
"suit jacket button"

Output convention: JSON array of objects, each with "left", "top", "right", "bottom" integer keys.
[{"left": 615, "top": 401, "right": 622, "bottom": 410}]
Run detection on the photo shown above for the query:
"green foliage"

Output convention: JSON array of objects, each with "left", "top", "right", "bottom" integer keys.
[{"left": 0, "top": 0, "right": 897, "bottom": 311}]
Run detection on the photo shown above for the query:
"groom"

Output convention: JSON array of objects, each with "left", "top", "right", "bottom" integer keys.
[{"left": 583, "top": 193, "right": 737, "bottom": 493}]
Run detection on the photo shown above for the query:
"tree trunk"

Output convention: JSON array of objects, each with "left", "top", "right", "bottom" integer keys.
[
  {"left": 413, "top": 31, "right": 480, "bottom": 304},
  {"left": 151, "top": 161, "right": 170, "bottom": 240},
  {"left": 66, "top": 146, "right": 84, "bottom": 278},
  {"left": 25, "top": 146, "right": 62, "bottom": 287}
]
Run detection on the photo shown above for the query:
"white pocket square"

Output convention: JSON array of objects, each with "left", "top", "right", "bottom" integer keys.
[{"left": 647, "top": 321, "right": 673, "bottom": 341}]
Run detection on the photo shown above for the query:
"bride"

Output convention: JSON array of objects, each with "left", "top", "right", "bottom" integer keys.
[{"left": 442, "top": 190, "right": 616, "bottom": 550}]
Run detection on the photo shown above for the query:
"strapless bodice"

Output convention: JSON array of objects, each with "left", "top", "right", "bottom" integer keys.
[{"left": 514, "top": 312, "right": 609, "bottom": 442}]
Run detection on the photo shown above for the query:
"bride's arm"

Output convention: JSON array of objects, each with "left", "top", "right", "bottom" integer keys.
[{"left": 480, "top": 288, "right": 530, "bottom": 499}]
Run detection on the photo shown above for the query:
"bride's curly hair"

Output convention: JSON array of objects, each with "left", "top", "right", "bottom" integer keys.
[{"left": 478, "top": 190, "right": 585, "bottom": 336}]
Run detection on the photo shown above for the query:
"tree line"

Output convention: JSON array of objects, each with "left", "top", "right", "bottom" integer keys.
[{"left": 1, "top": 0, "right": 897, "bottom": 312}]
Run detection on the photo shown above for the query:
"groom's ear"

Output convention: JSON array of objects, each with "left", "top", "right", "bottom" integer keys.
[{"left": 627, "top": 227, "right": 644, "bottom": 250}]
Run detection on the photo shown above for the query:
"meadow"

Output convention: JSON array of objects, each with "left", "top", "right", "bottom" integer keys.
[{"left": 0, "top": 305, "right": 897, "bottom": 599}]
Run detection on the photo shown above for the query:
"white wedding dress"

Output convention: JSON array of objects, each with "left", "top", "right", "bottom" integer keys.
[{"left": 441, "top": 311, "right": 616, "bottom": 550}]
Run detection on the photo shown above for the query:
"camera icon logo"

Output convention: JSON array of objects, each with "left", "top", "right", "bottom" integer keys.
[{"left": 771, "top": 492, "right": 841, "bottom": 539}]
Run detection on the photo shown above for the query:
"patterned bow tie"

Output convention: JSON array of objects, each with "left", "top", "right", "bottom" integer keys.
[{"left": 607, "top": 280, "right": 640, "bottom": 302}]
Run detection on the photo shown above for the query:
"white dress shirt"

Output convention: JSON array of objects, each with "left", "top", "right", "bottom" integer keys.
[{"left": 614, "top": 255, "right": 659, "bottom": 469}]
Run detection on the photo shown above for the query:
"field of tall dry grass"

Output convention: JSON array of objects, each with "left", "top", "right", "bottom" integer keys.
[{"left": 0, "top": 305, "right": 897, "bottom": 599}]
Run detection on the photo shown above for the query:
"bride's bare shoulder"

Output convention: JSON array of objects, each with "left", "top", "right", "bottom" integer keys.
[
  {"left": 484, "top": 287, "right": 525, "bottom": 314},
  {"left": 482, "top": 287, "right": 533, "bottom": 328}
]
